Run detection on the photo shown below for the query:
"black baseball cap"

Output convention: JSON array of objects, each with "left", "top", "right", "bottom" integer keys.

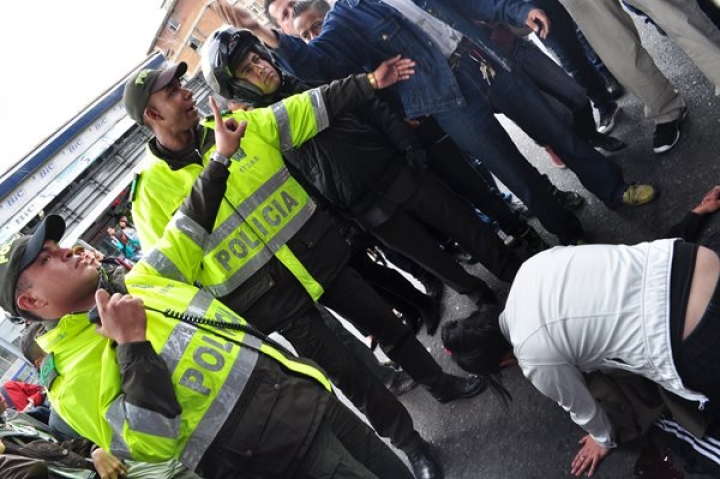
[
  {"left": 0, "top": 215, "right": 66, "bottom": 318},
  {"left": 123, "top": 62, "right": 188, "bottom": 125}
]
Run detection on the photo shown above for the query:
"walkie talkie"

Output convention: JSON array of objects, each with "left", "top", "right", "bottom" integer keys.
[{"left": 88, "top": 267, "right": 115, "bottom": 325}]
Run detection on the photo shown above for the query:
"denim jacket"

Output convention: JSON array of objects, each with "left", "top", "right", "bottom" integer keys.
[{"left": 275, "top": 0, "right": 534, "bottom": 118}]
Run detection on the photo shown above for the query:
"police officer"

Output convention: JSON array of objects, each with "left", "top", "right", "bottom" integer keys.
[
  {"left": 122, "top": 59, "right": 484, "bottom": 478},
  {"left": 202, "top": 27, "right": 531, "bottom": 305},
  {"left": 0, "top": 105, "right": 416, "bottom": 477}
]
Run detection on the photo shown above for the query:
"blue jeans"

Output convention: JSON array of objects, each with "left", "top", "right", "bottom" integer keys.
[
  {"left": 513, "top": 40, "right": 601, "bottom": 145},
  {"left": 534, "top": 0, "right": 617, "bottom": 115},
  {"left": 484, "top": 51, "right": 628, "bottom": 207},
  {"left": 433, "top": 56, "right": 585, "bottom": 244}
]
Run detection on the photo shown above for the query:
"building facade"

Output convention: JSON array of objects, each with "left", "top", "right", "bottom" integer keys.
[{"left": 151, "top": 0, "right": 269, "bottom": 76}]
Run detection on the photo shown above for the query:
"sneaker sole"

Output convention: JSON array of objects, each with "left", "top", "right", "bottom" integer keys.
[
  {"left": 597, "top": 107, "right": 620, "bottom": 135},
  {"left": 653, "top": 131, "right": 680, "bottom": 154},
  {"left": 653, "top": 109, "right": 688, "bottom": 154}
]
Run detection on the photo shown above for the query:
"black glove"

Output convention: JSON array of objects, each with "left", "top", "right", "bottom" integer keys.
[{"left": 404, "top": 145, "right": 430, "bottom": 172}]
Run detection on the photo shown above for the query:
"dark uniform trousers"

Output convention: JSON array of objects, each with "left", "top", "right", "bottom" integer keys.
[
  {"left": 371, "top": 170, "right": 521, "bottom": 295},
  {"left": 416, "top": 117, "right": 531, "bottom": 238},
  {"left": 218, "top": 213, "right": 435, "bottom": 461},
  {"left": 198, "top": 352, "right": 413, "bottom": 479},
  {"left": 296, "top": 396, "right": 414, "bottom": 479},
  {"left": 279, "top": 266, "right": 445, "bottom": 453}
]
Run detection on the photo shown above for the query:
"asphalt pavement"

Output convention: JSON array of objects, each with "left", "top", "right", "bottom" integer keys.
[{"left": 393, "top": 16, "right": 720, "bottom": 479}]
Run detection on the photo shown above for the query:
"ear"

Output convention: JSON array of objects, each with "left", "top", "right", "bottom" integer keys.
[
  {"left": 144, "top": 106, "right": 162, "bottom": 124},
  {"left": 17, "top": 291, "right": 46, "bottom": 313}
]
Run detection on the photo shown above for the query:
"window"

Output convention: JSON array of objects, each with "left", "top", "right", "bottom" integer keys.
[
  {"left": 167, "top": 18, "right": 180, "bottom": 33},
  {"left": 188, "top": 35, "right": 202, "bottom": 51}
]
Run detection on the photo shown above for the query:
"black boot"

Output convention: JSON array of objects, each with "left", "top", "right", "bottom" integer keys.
[
  {"left": 405, "top": 438, "right": 443, "bottom": 479},
  {"left": 385, "top": 370, "right": 419, "bottom": 397},
  {"left": 428, "top": 374, "right": 488, "bottom": 403},
  {"left": 512, "top": 225, "right": 549, "bottom": 257},
  {"left": 465, "top": 285, "right": 498, "bottom": 308}
]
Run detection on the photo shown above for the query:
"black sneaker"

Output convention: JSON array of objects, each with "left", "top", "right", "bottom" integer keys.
[
  {"left": 552, "top": 187, "right": 585, "bottom": 210},
  {"left": 653, "top": 108, "right": 688, "bottom": 154},
  {"left": 597, "top": 103, "right": 620, "bottom": 134},
  {"left": 587, "top": 133, "right": 626, "bottom": 153}
]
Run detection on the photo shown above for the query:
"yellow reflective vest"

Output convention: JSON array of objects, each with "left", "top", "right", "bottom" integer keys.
[
  {"left": 133, "top": 90, "right": 333, "bottom": 301},
  {"left": 37, "top": 207, "right": 331, "bottom": 469}
]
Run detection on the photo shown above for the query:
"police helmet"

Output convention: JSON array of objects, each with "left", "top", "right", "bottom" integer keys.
[{"left": 202, "top": 27, "right": 279, "bottom": 105}]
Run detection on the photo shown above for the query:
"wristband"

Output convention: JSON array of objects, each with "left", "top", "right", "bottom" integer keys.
[
  {"left": 210, "top": 151, "right": 231, "bottom": 167},
  {"left": 367, "top": 72, "right": 378, "bottom": 90}
]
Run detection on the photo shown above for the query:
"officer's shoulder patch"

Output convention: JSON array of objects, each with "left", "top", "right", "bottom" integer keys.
[{"left": 39, "top": 353, "right": 59, "bottom": 389}]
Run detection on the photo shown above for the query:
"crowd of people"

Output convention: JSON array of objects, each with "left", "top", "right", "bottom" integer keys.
[
  {"left": 2, "top": 0, "right": 720, "bottom": 478},
  {"left": 105, "top": 217, "right": 143, "bottom": 263}
]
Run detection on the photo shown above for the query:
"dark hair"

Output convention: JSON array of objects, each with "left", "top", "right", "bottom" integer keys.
[
  {"left": 442, "top": 307, "right": 511, "bottom": 375},
  {"left": 442, "top": 307, "right": 513, "bottom": 406},
  {"left": 292, "top": 0, "right": 331, "bottom": 18},
  {"left": 20, "top": 322, "right": 47, "bottom": 366}
]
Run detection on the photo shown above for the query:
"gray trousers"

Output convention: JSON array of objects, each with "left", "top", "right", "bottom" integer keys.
[{"left": 561, "top": 0, "right": 720, "bottom": 124}]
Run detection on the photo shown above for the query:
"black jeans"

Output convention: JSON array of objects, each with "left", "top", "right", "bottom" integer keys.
[{"left": 296, "top": 396, "right": 414, "bottom": 479}]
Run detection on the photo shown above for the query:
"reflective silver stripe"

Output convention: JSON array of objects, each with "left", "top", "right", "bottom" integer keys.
[
  {"left": 159, "top": 322, "right": 197, "bottom": 380},
  {"left": 173, "top": 211, "right": 209, "bottom": 249},
  {"left": 204, "top": 200, "right": 315, "bottom": 297},
  {"left": 144, "top": 249, "right": 189, "bottom": 284},
  {"left": 125, "top": 402, "right": 181, "bottom": 439},
  {"left": 179, "top": 334, "right": 260, "bottom": 470},
  {"left": 265, "top": 199, "right": 316, "bottom": 253},
  {"left": 105, "top": 397, "right": 133, "bottom": 460},
  {"left": 185, "top": 289, "right": 215, "bottom": 319},
  {"left": 207, "top": 168, "right": 291, "bottom": 252},
  {"left": 272, "top": 101, "right": 293, "bottom": 151},
  {"left": 205, "top": 248, "right": 275, "bottom": 297},
  {"left": 158, "top": 319, "right": 261, "bottom": 469},
  {"left": 308, "top": 88, "right": 329, "bottom": 132}
]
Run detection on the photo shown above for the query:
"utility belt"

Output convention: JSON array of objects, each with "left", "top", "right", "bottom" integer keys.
[{"left": 448, "top": 36, "right": 496, "bottom": 83}]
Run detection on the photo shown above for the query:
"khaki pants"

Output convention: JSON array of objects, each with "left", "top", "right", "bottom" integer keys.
[{"left": 561, "top": 0, "right": 720, "bottom": 123}]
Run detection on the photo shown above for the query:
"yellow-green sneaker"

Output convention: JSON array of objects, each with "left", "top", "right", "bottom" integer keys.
[{"left": 622, "top": 184, "right": 657, "bottom": 206}]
